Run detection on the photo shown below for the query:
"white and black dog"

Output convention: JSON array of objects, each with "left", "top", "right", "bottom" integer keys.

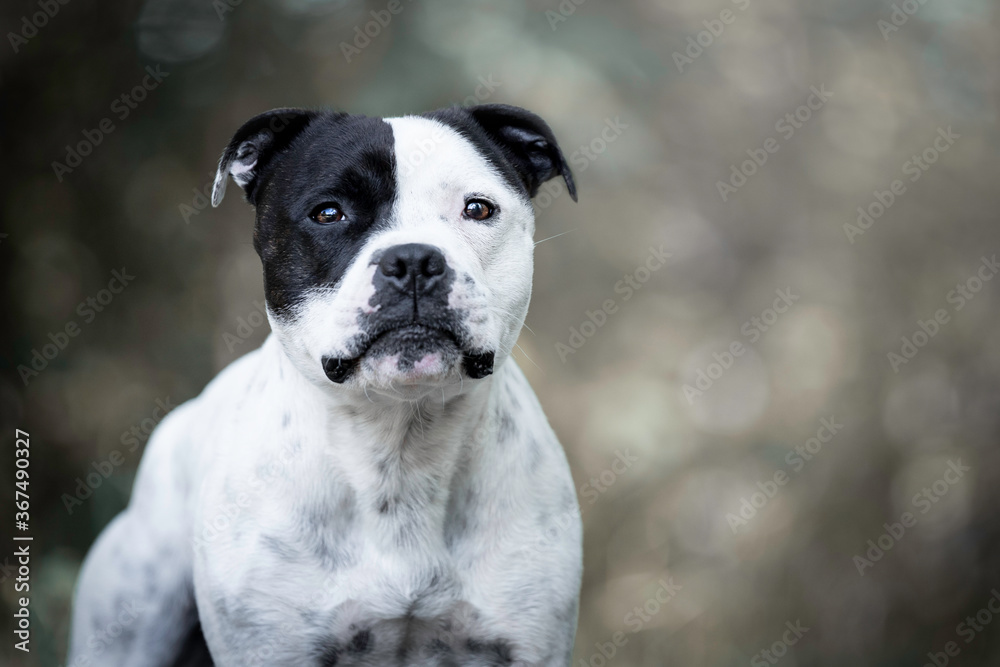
[{"left": 68, "top": 104, "right": 582, "bottom": 666}]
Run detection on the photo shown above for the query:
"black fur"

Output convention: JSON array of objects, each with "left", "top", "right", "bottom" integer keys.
[
  {"left": 426, "top": 104, "right": 576, "bottom": 202},
  {"left": 169, "top": 622, "right": 215, "bottom": 667},
  {"left": 215, "top": 110, "right": 399, "bottom": 317}
]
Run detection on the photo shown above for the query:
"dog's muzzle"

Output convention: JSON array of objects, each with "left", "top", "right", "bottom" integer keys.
[{"left": 321, "top": 243, "right": 495, "bottom": 384}]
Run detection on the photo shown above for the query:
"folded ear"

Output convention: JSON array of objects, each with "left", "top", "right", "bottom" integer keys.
[
  {"left": 466, "top": 104, "right": 577, "bottom": 202},
  {"left": 211, "top": 108, "right": 319, "bottom": 207}
]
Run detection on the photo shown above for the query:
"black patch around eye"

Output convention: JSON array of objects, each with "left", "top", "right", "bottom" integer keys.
[{"left": 252, "top": 114, "right": 398, "bottom": 318}]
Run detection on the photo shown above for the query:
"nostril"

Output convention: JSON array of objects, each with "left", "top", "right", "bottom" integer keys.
[
  {"left": 422, "top": 252, "right": 445, "bottom": 277},
  {"left": 379, "top": 255, "right": 407, "bottom": 279},
  {"left": 377, "top": 244, "right": 446, "bottom": 285}
]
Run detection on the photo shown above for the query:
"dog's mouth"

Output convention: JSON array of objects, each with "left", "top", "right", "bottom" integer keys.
[{"left": 322, "top": 324, "right": 494, "bottom": 384}]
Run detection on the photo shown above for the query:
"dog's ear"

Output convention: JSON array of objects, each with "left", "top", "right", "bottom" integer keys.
[
  {"left": 212, "top": 108, "right": 319, "bottom": 207},
  {"left": 466, "top": 104, "right": 577, "bottom": 202}
]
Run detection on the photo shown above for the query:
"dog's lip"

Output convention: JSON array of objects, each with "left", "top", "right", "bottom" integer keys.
[
  {"left": 321, "top": 323, "right": 461, "bottom": 377},
  {"left": 362, "top": 322, "right": 461, "bottom": 355},
  {"left": 321, "top": 325, "right": 494, "bottom": 383}
]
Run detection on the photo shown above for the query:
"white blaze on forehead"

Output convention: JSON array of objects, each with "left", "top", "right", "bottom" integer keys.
[
  {"left": 383, "top": 115, "right": 536, "bottom": 363},
  {"left": 382, "top": 114, "right": 533, "bottom": 264},
  {"left": 386, "top": 116, "right": 511, "bottom": 204}
]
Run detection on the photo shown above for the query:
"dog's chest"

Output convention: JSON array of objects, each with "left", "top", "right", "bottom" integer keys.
[
  {"left": 195, "top": 442, "right": 518, "bottom": 666},
  {"left": 199, "top": 506, "right": 516, "bottom": 667}
]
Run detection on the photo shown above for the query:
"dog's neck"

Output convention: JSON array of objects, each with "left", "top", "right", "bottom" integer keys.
[{"left": 264, "top": 334, "right": 501, "bottom": 552}]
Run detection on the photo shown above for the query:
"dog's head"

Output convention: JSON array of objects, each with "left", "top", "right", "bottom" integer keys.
[{"left": 212, "top": 105, "right": 575, "bottom": 398}]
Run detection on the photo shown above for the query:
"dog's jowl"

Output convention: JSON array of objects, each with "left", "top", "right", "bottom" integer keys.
[{"left": 68, "top": 105, "right": 582, "bottom": 666}]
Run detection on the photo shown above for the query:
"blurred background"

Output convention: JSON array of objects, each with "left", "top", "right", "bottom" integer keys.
[{"left": 2, "top": 0, "right": 1000, "bottom": 664}]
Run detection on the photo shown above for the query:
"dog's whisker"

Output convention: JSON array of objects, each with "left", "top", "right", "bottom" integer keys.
[
  {"left": 513, "top": 343, "right": 543, "bottom": 373},
  {"left": 487, "top": 305, "right": 534, "bottom": 336},
  {"left": 534, "top": 229, "right": 576, "bottom": 246}
]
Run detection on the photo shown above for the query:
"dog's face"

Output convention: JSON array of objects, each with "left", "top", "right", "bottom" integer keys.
[{"left": 212, "top": 105, "right": 575, "bottom": 399}]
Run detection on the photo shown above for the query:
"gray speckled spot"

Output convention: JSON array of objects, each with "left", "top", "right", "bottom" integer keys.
[
  {"left": 466, "top": 637, "right": 514, "bottom": 665},
  {"left": 497, "top": 412, "right": 517, "bottom": 442},
  {"left": 526, "top": 437, "right": 543, "bottom": 470},
  {"left": 262, "top": 534, "right": 298, "bottom": 561},
  {"left": 348, "top": 628, "right": 372, "bottom": 653}
]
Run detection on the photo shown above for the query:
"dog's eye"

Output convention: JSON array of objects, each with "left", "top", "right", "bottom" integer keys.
[
  {"left": 310, "top": 203, "right": 347, "bottom": 224},
  {"left": 463, "top": 199, "right": 495, "bottom": 221}
]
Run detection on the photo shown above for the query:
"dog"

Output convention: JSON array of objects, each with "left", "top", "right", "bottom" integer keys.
[{"left": 67, "top": 104, "right": 583, "bottom": 666}]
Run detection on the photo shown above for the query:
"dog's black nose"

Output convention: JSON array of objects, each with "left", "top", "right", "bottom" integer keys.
[{"left": 377, "top": 243, "right": 447, "bottom": 293}]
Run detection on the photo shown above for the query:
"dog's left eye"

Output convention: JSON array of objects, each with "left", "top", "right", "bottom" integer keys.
[
  {"left": 463, "top": 199, "right": 495, "bottom": 221},
  {"left": 310, "top": 203, "right": 347, "bottom": 224}
]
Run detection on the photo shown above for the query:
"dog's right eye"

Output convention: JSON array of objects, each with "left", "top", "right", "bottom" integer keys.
[{"left": 310, "top": 203, "right": 347, "bottom": 224}]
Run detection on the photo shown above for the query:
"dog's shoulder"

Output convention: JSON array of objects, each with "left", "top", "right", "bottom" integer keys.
[{"left": 130, "top": 341, "right": 273, "bottom": 496}]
